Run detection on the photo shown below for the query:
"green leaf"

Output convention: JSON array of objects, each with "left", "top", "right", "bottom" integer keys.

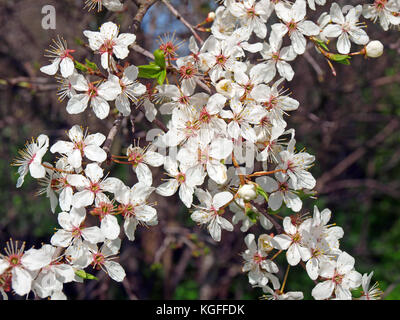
[
  {"left": 256, "top": 186, "right": 269, "bottom": 202},
  {"left": 314, "top": 39, "right": 329, "bottom": 51},
  {"left": 329, "top": 53, "right": 350, "bottom": 61},
  {"left": 153, "top": 49, "right": 166, "bottom": 69},
  {"left": 245, "top": 207, "right": 259, "bottom": 223},
  {"left": 138, "top": 64, "right": 161, "bottom": 79},
  {"left": 329, "top": 53, "right": 351, "bottom": 65},
  {"left": 74, "top": 61, "right": 88, "bottom": 72},
  {"left": 75, "top": 270, "right": 98, "bottom": 280},
  {"left": 85, "top": 58, "right": 98, "bottom": 71},
  {"left": 157, "top": 69, "right": 167, "bottom": 85},
  {"left": 335, "top": 58, "right": 351, "bottom": 65}
]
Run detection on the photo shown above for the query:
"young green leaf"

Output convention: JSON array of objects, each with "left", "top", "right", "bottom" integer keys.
[
  {"left": 245, "top": 207, "right": 259, "bottom": 224},
  {"left": 157, "top": 68, "right": 167, "bottom": 85},
  {"left": 75, "top": 270, "right": 98, "bottom": 281},
  {"left": 329, "top": 53, "right": 351, "bottom": 64},
  {"left": 314, "top": 39, "right": 329, "bottom": 51},
  {"left": 138, "top": 64, "right": 162, "bottom": 79},
  {"left": 74, "top": 61, "right": 88, "bottom": 72},
  {"left": 153, "top": 49, "right": 166, "bottom": 69},
  {"left": 85, "top": 58, "right": 98, "bottom": 71}
]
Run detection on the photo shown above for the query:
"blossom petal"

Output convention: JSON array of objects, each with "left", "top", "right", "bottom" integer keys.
[
  {"left": 104, "top": 261, "right": 126, "bottom": 282},
  {"left": 101, "top": 215, "right": 120, "bottom": 240},
  {"left": 81, "top": 226, "right": 105, "bottom": 244},
  {"left": 312, "top": 280, "right": 334, "bottom": 300},
  {"left": 12, "top": 267, "right": 32, "bottom": 296}
]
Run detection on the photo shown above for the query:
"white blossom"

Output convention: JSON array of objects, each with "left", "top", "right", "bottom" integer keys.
[
  {"left": 191, "top": 189, "right": 234, "bottom": 242},
  {"left": 322, "top": 3, "right": 369, "bottom": 54},
  {"left": 311, "top": 251, "right": 362, "bottom": 300},
  {"left": 13, "top": 135, "right": 49, "bottom": 188},
  {"left": 272, "top": 0, "right": 320, "bottom": 55},
  {"left": 66, "top": 74, "right": 121, "bottom": 119},
  {"left": 50, "top": 125, "right": 107, "bottom": 168},
  {"left": 83, "top": 22, "right": 136, "bottom": 70}
]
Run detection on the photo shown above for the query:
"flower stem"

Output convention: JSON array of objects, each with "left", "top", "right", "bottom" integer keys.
[
  {"left": 246, "top": 169, "right": 285, "bottom": 178},
  {"left": 280, "top": 264, "right": 291, "bottom": 294}
]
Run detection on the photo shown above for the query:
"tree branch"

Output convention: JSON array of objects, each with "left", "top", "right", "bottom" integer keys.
[
  {"left": 138, "top": 104, "right": 169, "bottom": 132},
  {"left": 103, "top": 114, "right": 125, "bottom": 159},
  {"left": 131, "top": 0, "right": 158, "bottom": 33},
  {"left": 252, "top": 201, "right": 283, "bottom": 234}
]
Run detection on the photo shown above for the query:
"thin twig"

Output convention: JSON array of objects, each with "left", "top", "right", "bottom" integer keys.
[
  {"left": 252, "top": 201, "right": 283, "bottom": 234},
  {"left": 122, "top": 278, "right": 139, "bottom": 300},
  {"left": 138, "top": 104, "right": 169, "bottom": 132},
  {"left": 303, "top": 51, "right": 324, "bottom": 82},
  {"left": 103, "top": 114, "right": 125, "bottom": 159},
  {"left": 131, "top": 44, "right": 155, "bottom": 60}
]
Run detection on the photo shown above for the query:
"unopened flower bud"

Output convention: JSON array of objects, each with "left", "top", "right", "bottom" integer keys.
[
  {"left": 216, "top": 79, "right": 235, "bottom": 98},
  {"left": 238, "top": 184, "right": 257, "bottom": 201},
  {"left": 258, "top": 234, "right": 274, "bottom": 253},
  {"left": 365, "top": 40, "right": 384, "bottom": 58},
  {"left": 207, "top": 12, "right": 216, "bottom": 22}
]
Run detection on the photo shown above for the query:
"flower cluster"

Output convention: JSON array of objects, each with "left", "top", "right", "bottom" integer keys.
[{"left": 7, "top": 0, "right": 397, "bottom": 299}]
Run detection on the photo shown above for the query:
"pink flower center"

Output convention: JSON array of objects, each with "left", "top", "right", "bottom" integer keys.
[
  {"left": 246, "top": 6, "right": 256, "bottom": 18},
  {"left": 210, "top": 206, "right": 223, "bottom": 216},
  {"left": 287, "top": 160, "right": 296, "bottom": 173},
  {"left": 278, "top": 182, "right": 288, "bottom": 192},
  {"left": 87, "top": 83, "right": 98, "bottom": 98},
  {"left": 243, "top": 82, "right": 254, "bottom": 94},
  {"left": 332, "top": 272, "right": 344, "bottom": 285},
  {"left": 60, "top": 49, "right": 76, "bottom": 60},
  {"left": 291, "top": 232, "right": 301, "bottom": 243},
  {"left": 71, "top": 226, "right": 82, "bottom": 238},
  {"left": 260, "top": 116, "right": 271, "bottom": 127},
  {"left": 91, "top": 202, "right": 115, "bottom": 220},
  {"left": 159, "top": 41, "right": 178, "bottom": 59},
  {"left": 118, "top": 204, "right": 135, "bottom": 218},
  {"left": 88, "top": 182, "right": 101, "bottom": 194},
  {"left": 99, "top": 39, "right": 115, "bottom": 55},
  {"left": 8, "top": 254, "right": 21, "bottom": 267},
  {"left": 374, "top": 0, "right": 387, "bottom": 10},
  {"left": 198, "top": 148, "right": 209, "bottom": 165},
  {"left": 179, "top": 95, "right": 190, "bottom": 105},
  {"left": 199, "top": 107, "right": 211, "bottom": 124},
  {"left": 263, "top": 96, "right": 278, "bottom": 111},
  {"left": 92, "top": 253, "right": 105, "bottom": 269},
  {"left": 272, "top": 52, "right": 281, "bottom": 62},
  {"left": 127, "top": 152, "right": 143, "bottom": 168},
  {"left": 179, "top": 64, "right": 197, "bottom": 80},
  {"left": 176, "top": 173, "right": 186, "bottom": 184},
  {"left": 74, "top": 140, "right": 86, "bottom": 155},
  {"left": 286, "top": 20, "right": 298, "bottom": 34},
  {"left": 253, "top": 253, "right": 265, "bottom": 264},
  {"left": 215, "top": 54, "right": 227, "bottom": 66}
]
